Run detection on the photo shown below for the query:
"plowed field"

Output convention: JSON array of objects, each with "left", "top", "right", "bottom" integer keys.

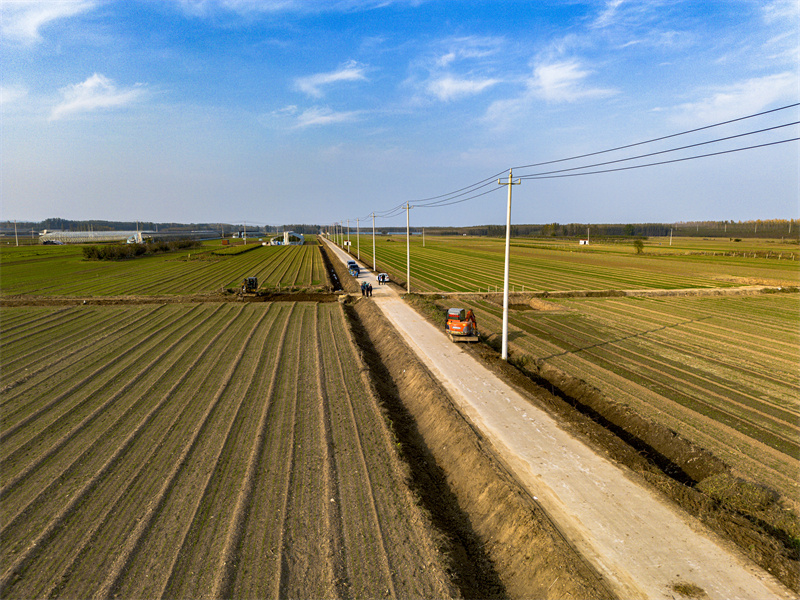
[
  {"left": 0, "top": 303, "right": 455, "bottom": 598},
  {"left": 438, "top": 292, "right": 800, "bottom": 501}
]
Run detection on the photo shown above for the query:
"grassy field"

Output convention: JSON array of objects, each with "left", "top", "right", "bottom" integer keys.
[
  {"left": 0, "top": 239, "right": 327, "bottom": 296},
  {"left": 346, "top": 234, "right": 799, "bottom": 292}
]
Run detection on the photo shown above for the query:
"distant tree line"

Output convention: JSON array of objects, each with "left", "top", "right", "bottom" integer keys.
[
  {"left": 3, "top": 218, "right": 796, "bottom": 241},
  {"left": 83, "top": 239, "right": 202, "bottom": 260},
  {"left": 423, "top": 219, "right": 798, "bottom": 240}
]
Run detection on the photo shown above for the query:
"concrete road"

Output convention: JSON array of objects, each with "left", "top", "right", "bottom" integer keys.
[{"left": 323, "top": 238, "right": 795, "bottom": 600}]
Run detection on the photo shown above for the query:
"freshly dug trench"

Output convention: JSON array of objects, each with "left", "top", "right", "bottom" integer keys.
[{"left": 345, "top": 298, "right": 615, "bottom": 600}]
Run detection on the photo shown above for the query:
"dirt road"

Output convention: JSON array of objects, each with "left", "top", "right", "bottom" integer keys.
[{"left": 323, "top": 239, "right": 795, "bottom": 600}]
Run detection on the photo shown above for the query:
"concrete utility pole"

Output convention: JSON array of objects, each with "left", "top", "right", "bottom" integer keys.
[
  {"left": 347, "top": 219, "right": 350, "bottom": 252},
  {"left": 405, "top": 203, "right": 412, "bottom": 293},
  {"left": 14, "top": 220, "right": 19, "bottom": 246},
  {"left": 356, "top": 218, "right": 360, "bottom": 260},
  {"left": 498, "top": 169, "right": 520, "bottom": 361},
  {"left": 372, "top": 213, "right": 376, "bottom": 271}
]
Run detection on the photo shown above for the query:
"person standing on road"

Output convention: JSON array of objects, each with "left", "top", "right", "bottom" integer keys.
[
  {"left": 367, "top": 283, "right": 373, "bottom": 297},
  {"left": 361, "top": 281, "right": 366, "bottom": 296}
]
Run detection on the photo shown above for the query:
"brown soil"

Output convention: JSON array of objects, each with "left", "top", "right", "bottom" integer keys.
[
  {"left": 404, "top": 293, "right": 800, "bottom": 593},
  {"left": 345, "top": 299, "right": 614, "bottom": 599}
]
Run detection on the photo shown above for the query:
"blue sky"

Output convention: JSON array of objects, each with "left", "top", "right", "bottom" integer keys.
[{"left": 2, "top": 0, "right": 798, "bottom": 228}]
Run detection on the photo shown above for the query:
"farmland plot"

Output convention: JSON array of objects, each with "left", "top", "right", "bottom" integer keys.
[
  {"left": 0, "top": 303, "right": 454, "bottom": 599},
  {"left": 0, "top": 243, "right": 327, "bottom": 296},
  {"left": 348, "top": 234, "right": 799, "bottom": 291},
  {"left": 465, "top": 293, "right": 800, "bottom": 500}
]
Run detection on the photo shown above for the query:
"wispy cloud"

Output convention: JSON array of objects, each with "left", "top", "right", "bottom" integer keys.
[
  {"left": 295, "top": 106, "right": 360, "bottom": 128},
  {"left": 174, "top": 0, "right": 418, "bottom": 17},
  {"left": 426, "top": 76, "right": 499, "bottom": 102},
  {"left": 1, "top": 85, "right": 29, "bottom": 105},
  {"left": 484, "top": 58, "right": 617, "bottom": 129},
  {"left": 531, "top": 60, "right": 617, "bottom": 103},
  {"left": 593, "top": 0, "right": 626, "bottom": 29},
  {"left": 670, "top": 72, "right": 798, "bottom": 125},
  {"left": 412, "top": 35, "right": 504, "bottom": 102},
  {"left": 294, "top": 61, "right": 368, "bottom": 98},
  {"left": 1, "top": 0, "right": 96, "bottom": 43},
  {"left": 50, "top": 74, "right": 145, "bottom": 121}
]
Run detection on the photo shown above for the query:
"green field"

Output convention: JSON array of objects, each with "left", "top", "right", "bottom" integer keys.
[
  {"left": 0, "top": 239, "right": 327, "bottom": 296},
  {"left": 347, "top": 234, "right": 799, "bottom": 292}
]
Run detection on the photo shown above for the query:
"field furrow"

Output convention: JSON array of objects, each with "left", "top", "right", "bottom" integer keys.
[
  {"left": 229, "top": 305, "right": 303, "bottom": 599},
  {"left": 0, "top": 305, "right": 190, "bottom": 457},
  {"left": 107, "top": 306, "right": 278, "bottom": 599},
  {"left": 0, "top": 305, "right": 220, "bottom": 512},
  {"left": 0, "top": 305, "right": 249, "bottom": 599}
]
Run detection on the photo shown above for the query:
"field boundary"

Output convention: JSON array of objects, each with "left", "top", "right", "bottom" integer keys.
[{"left": 417, "top": 284, "right": 796, "bottom": 300}]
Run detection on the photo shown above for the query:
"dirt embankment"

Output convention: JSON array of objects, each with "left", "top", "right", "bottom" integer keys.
[
  {"left": 404, "top": 293, "right": 800, "bottom": 593},
  {"left": 344, "top": 298, "right": 615, "bottom": 599}
]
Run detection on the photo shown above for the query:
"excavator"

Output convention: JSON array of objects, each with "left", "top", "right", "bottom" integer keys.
[{"left": 445, "top": 307, "right": 479, "bottom": 342}]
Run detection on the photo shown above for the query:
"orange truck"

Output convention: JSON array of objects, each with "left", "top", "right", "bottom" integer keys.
[{"left": 445, "top": 307, "right": 479, "bottom": 342}]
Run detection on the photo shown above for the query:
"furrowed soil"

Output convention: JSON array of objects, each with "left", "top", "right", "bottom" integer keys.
[{"left": 0, "top": 303, "right": 456, "bottom": 599}]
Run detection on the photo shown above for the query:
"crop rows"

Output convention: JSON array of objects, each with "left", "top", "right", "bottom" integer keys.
[
  {"left": 347, "top": 235, "right": 799, "bottom": 292},
  {"left": 0, "top": 244, "right": 326, "bottom": 297},
  {"left": 463, "top": 293, "right": 799, "bottom": 499},
  {"left": 0, "top": 303, "right": 452, "bottom": 598}
]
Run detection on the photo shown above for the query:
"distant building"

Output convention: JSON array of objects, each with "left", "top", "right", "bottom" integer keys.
[
  {"left": 579, "top": 239, "right": 589, "bottom": 245},
  {"left": 39, "top": 230, "right": 152, "bottom": 244},
  {"left": 270, "top": 231, "right": 304, "bottom": 246}
]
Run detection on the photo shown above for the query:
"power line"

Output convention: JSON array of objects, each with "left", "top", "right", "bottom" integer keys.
[
  {"left": 512, "top": 102, "right": 800, "bottom": 171},
  {"left": 517, "top": 121, "right": 799, "bottom": 179},
  {"left": 520, "top": 137, "right": 799, "bottom": 180},
  {"left": 348, "top": 102, "right": 799, "bottom": 222}
]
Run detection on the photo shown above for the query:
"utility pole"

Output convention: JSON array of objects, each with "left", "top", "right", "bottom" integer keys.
[
  {"left": 670, "top": 228, "right": 673, "bottom": 246},
  {"left": 372, "top": 212, "right": 376, "bottom": 271},
  {"left": 498, "top": 169, "right": 520, "bottom": 361},
  {"left": 423, "top": 227, "right": 425, "bottom": 247},
  {"left": 14, "top": 220, "right": 18, "bottom": 246},
  {"left": 405, "top": 203, "right": 412, "bottom": 293},
  {"left": 347, "top": 219, "right": 350, "bottom": 253},
  {"left": 356, "top": 218, "right": 360, "bottom": 260}
]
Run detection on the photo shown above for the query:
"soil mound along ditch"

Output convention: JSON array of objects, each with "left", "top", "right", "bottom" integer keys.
[{"left": 345, "top": 298, "right": 615, "bottom": 600}]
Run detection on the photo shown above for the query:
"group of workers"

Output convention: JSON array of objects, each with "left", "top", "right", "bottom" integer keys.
[{"left": 360, "top": 280, "right": 373, "bottom": 297}]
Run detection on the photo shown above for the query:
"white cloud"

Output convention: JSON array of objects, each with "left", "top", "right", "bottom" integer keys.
[
  {"left": 1, "top": 85, "right": 29, "bottom": 105},
  {"left": 531, "top": 60, "right": 617, "bottom": 103},
  {"left": 426, "top": 76, "right": 499, "bottom": 102},
  {"left": 593, "top": 0, "right": 626, "bottom": 29},
  {"left": 50, "top": 74, "right": 145, "bottom": 121},
  {"left": 295, "top": 106, "right": 360, "bottom": 128},
  {"left": 1, "top": 0, "right": 96, "bottom": 43},
  {"left": 671, "top": 72, "right": 799, "bottom": 125},
  {"left": 483, "top": 59, "right": 617, "bottom": 129},
  {"left": 762, "top": 0, "right": 800, "bottom": 24},
  {"left": 294, "top": 61, "right": 368, "bottom": 98}
]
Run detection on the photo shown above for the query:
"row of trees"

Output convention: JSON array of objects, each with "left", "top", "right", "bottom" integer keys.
[
  {"left": 425, "top": 220, "right": 798, "bottom": 239},
  {"left": 82, "top": 239, "right": 202, "bottom": 260}
]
